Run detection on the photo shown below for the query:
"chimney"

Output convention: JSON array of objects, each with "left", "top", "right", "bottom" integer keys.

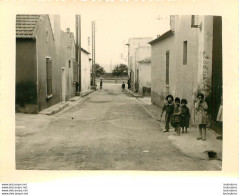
[{"left": 66, "top": 28, "right": 70, "bottom": 33}]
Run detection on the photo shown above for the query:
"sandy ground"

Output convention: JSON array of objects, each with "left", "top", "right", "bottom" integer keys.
[{"left": 16, "top": 83, "right": 221, "bottom": 170}]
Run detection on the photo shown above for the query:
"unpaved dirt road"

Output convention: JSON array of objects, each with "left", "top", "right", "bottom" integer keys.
[{"left": 16, "top": 83, "right": 220, "bottom": 170}]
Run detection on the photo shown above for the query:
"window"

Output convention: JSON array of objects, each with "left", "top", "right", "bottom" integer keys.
[
  {"left": 46, "top": 58, "right": 52, "bottom": 97},
  {"left": 183, "top": 41, "right": 187, "bottom": 65},
  {"left": 69, "top": 60, "right": 71, "bottom": 68},
  {"left": 166, "top": 51, "right": 169, "bottom": 85},
  {"left": 191, "top": 15, "right": 201, "bottom": 29}
]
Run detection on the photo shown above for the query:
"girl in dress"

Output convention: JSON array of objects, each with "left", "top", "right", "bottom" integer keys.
[
  {"left": 195, "top": 93, "right": 208, "bottom": 141},
  {"left": 171, "top": 97, "right": 181, "bottom": 136},
  {"left": 180, "top": 99, "right": 190, "bottom": 133}
]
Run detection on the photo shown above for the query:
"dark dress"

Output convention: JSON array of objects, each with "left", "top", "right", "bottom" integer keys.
[
  {"left": 170, "top": 104, "right": 181, "bottom": 128},
  {"left": 181, "top": 106, "right": 190, "bottom": 128}
]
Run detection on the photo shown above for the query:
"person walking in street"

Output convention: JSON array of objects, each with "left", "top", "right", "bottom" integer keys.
[
  {"left": 195, "top": 93, "right": 208, "bottom": 141},
  {"left": 100, "top": 79, "right": 103, "bottom": 90},
  {"left": 122, "top": 82, "right": 126, "bottom": 92},
  {"left": 170, "top": 97, "right": 181, "bottom": 136},
  {"left": 180, "top": 99, "right": 190, "bottom": 133},
  {"left": 161, "top": 95, "right": 174, "bottom": 133}
]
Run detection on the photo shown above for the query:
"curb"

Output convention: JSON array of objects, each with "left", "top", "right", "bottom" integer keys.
[
  {"left": 40, "top": 90, "right": 94, "bottom": 115},
  {"left": 39, "top": 102, "right": 69, "bottom": 115},
  {"left": 125, "top": 89, "right": 143, "bottom": 98}
]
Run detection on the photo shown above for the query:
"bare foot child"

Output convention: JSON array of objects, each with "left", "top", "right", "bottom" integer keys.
[
  {"left": 180, "top": 99, "right": 190, "bottom": 133},
  {"left": 195, "top": 93, "right": 208, "bottom": 141},
  {"left": 171, "top": 97, "right": 181, "bottom": 136}
]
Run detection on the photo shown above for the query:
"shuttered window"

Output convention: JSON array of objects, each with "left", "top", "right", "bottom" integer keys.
[
  {"left": 183, "top": 41, "right": 187, "bottom": 65},
  {"left": 73, "top": 61, "right": 78, "bottom": 82},
  {"left": 46, "top": 58, "right": 52, "bottom": 96}
]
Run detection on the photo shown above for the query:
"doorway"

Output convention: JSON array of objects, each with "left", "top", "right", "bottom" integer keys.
[{"left": 211, "top": 16, "right": 222, "bottom": 133}]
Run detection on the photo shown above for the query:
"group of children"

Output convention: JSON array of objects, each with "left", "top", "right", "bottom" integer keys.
[{"left": 161, "top": 93, "right": 208, "bottom": 141}]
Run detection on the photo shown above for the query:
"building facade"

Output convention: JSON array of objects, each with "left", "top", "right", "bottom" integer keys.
[
  {"left": 60, "top": 28, "right": 77, "bottom": 102},
  {"left": 16, "top": 15, "right": 61, "bottom": 113},
  {"left": 138, "top": 57, "right": 151, "bottom": 96},
  {"left": 81, "top": 48, "right": 91, "bottom": 94},
  {"left": 150, "top": 15, "right": 222, "bottom": 127},
  {"left": 128, "top": 37, "right": 152, "bottom": 92},
  {"left": 16, "top": 15, "right": 78, "bottom": 113},
  {"left": 135, "top": 46, "right": 151, "bottom": 92}
]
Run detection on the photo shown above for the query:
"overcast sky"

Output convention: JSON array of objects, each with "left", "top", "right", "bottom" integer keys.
[{"left": 60, "top": 9, "right": 170, "bottom": 72}]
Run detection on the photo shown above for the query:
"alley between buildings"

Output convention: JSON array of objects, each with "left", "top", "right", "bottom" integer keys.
[{"left": 16, "top": 82, "right": 221, "bottom": 170}]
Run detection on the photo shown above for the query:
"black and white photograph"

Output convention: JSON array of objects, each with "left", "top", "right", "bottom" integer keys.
[
  {"left": 2, "top": 0, "right": 239, "bottom": 194},
  {"left": 14, "top": 11, "right": 223, "bottom": 171}
]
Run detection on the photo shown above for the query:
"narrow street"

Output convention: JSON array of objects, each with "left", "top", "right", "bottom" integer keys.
[{"left": 16, "top": 82, "right": 220, "bottom": 170}]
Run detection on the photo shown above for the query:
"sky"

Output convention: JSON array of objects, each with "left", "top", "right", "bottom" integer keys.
[{"left": 60, "top": 8, "right": 170, "bottom": 72}]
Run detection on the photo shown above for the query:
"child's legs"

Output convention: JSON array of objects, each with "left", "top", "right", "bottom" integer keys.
[
  {"left": 185, "top": 127, "right": 188, "bottom": 133},
  {"left": 177, "top": 125, "right": 181, "bottom": 135},
  {"left": 198, "top": 125, "right": 202, "bottom": 138},
  {"left": 165, "top": 114, "right": 170, "bottom": 130},
  {"left": 181, "top": 127, "right": 184, "bottom": 133},
  {"left": 202, "top": 124, "right": 206, "bottom": 140}
]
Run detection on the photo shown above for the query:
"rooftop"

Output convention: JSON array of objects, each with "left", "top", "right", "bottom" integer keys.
[
  {"left": 138, "top": 57, "right": 151, "bottom": 63},
  {"left": 16, "top": 15, "right": 41, "bottom": 38},
  {"left": 81, "top": 48, "right": 90, "bottom": 55},
  {"left": 149, "top": 30, "right": 174, "bottom": 45}
]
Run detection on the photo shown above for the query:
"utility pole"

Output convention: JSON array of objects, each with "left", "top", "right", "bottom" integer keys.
[
  {"left": 88, "top": 36, "right": 90, "bottom": 53},
  {"left": 92, "top": 21, "right": 96, "bottom": 86},
  {"left": 75, "top": 15, "right": 79, "bottom": 92},
  {"left": 78, "top": 15, "right": 81, "bottom": 92},
  {"left": 110, "top": 59, "right": 112, "bottom": 73},
  {"left": 126, "top": 43, "right": 130, "bottom": 80},
  {"left": 75, "top": 15, "right": 81, "bottom": 93}
]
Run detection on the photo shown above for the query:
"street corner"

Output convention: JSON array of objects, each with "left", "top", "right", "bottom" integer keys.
[{"left": 167, "top": 128, "right": 222, "bottom": 162}]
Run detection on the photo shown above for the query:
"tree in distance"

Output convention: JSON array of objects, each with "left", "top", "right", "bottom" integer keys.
[
  {"left": 94, "top": 64, "right": 106, "bottom": 77},
  {"left": 112, "top": 64, "right": 128, "bottom": 77}
]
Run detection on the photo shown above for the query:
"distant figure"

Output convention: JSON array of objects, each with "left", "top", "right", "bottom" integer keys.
[
  {"left": 127, "top": 79, "right": 131, "bottom": 89},
  {"left": 100, "top": 79, "right": 103, "bottom": 89},
  {"left": 122, "top": 82, "right": 125, "bottom": 92}
]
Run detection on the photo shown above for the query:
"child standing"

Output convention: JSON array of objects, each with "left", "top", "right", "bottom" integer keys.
[
  {"left": 161, "top": 95, "right": 174, "bottom": 133},
  {"left": 122, "top": 82, "right": 126, "bottom": 92},
  {"left": 100, "top": 79, "right": 103, "bottom": 89},
  {"left": 171, "top": 97, "right": 181, "bottom": 136},
  {"left": 180, "top": 99, "right": 190, "bottom": 133},
  {"left": 195, "top": 93, "right": 208, "bottom": 141}
]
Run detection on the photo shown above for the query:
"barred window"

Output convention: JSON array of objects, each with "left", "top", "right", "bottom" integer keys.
[{"left": 46, "top": 58, "right": 52, "bottom": 97}]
